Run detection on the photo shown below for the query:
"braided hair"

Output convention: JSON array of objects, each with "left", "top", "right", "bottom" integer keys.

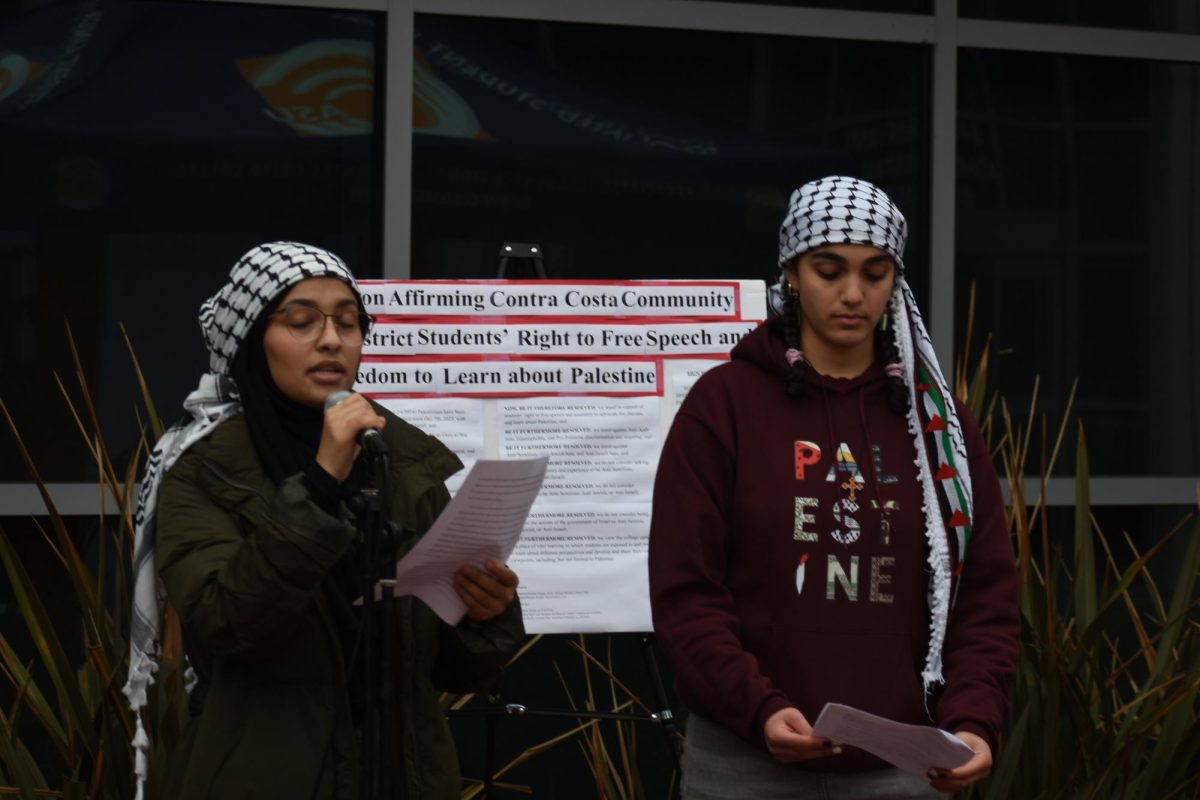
[
  {"left": 779, "top": 260, "right": 908, "bottom": 414},
  {"left": 779, "top": 272, "right": 807, "bottom": 398},
  {"left": 875, "top": 309, "right": 910, "bottom": 414}
]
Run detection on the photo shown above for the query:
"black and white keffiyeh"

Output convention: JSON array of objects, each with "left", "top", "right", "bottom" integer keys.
[
  {"left": 772, "top": 176, "right": 975, "bottom": 702},
  {"left": 778, "top": 175, "right": 908, "bottom": 270},
  {"left": 122, "top": 241, "right": 360, "bottom": 800}
]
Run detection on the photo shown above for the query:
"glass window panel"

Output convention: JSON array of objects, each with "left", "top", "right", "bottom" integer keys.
[
  {"left": 413, "top": 15, "right": 932, "bottom": 305},
  {"left": 960, "top": 0, "right": 1200, "bottom": 36},
  {"left": 0, "top": 0, "right": 383, "bottom": 482},
  {"left": 956, "top": 49, "right": 1200, "bottom": 477}
]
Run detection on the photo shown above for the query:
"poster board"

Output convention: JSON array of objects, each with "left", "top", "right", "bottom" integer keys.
[{"left": 355, "top": 279, "right": 767, "bottom": 633}]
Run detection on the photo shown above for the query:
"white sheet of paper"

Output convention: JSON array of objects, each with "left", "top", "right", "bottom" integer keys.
[
  {"left": 508, "top": 502, "right": 653, "bottom": 633},
  {"left": 390, "top": 457, "right": 548, "bottom": 625},
  {"left": 811, "top": 703, "right": 976, "bottom": 777}
]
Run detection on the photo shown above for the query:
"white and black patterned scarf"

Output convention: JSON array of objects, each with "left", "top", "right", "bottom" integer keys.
[
  {"left": 774, "top": 176, "right": 974, "bottom": 700},
  {"left": 122, "top": 241, "right": 360, "bottom": 800}
]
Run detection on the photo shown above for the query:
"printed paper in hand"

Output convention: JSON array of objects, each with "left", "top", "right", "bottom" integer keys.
[
  {"left": 390, "top": 457, "right": 548, "bottom": 624},
  {"left": 811, "top": 703, "right": 975, "bottom": 777}
]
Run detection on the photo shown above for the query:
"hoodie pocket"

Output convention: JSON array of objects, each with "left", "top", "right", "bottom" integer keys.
[{"left": 765, "top": 628, "right": 925, "bottom": 727}]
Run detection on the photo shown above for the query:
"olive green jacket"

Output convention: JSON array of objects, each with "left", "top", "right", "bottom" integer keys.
[{"left": 154, "top": 407, "right": 524, "bottom": 799}]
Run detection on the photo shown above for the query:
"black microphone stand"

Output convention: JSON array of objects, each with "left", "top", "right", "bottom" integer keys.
[{"left": 354, "top": 436, "right": 396, "bottom": 800}]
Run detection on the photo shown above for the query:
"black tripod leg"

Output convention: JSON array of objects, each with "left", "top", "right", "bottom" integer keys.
[
  {"left": 639, "top": 633, "right": 683, "bottom": 785},
  {"left": 484, "top": 709, "right": 497, "bottom": 798},
  {"left": 479, "top": 675, "right": 502, "bottom": 798}
]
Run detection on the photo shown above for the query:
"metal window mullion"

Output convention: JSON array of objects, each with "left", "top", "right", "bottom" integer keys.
[
  {"left": 930, "top": 0, "right": 957, "bottom": 367},
  {"left": 384, "top": 0, "right": 415, "bottom": 279},
  {"left": 957, "top": 17, "right": 1200, "bottom": 63},
  {"left": 3, "top": 477, "right": 1195, "bottom": 517},
  {"left": 199, "top": 0, "right": 386, "bottom": 9},
  {"left": 412, "top": 0, "right": 936, "bottom": 43},
  {"left": 1015, "top": 477, "right": 1200, "bottom": 507}
]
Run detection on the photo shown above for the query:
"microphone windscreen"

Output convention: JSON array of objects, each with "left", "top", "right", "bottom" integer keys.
[{"left": 324, "top": 390, "right": 353, "bottom": 411}]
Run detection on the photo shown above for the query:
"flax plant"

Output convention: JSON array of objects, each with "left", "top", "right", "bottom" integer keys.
[
  {"left": 956, "top": 287, "right": 1200, "bottom": 800},
  {"left": 0, "top": 324, "right": 188, "bottom": 799}
]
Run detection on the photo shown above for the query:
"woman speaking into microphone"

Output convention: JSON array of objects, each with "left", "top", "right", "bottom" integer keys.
[{"left": 124, "top": 242, "right": 523, "bottom": 799}]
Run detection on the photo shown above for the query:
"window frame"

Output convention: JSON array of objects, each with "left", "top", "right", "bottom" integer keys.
[{"left": 4, "top": 0, "right": 1197, "bottom": 513}]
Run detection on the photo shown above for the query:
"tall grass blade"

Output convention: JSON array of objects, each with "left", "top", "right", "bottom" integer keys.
[
  {"left": 0, "top": 399, "right": 104, "bottom": 653},
  {"left": 1131, "top": 655, "right": 1200, "bottom": 796},
  {"left": 0, "top": 530, "right": 97, "bottom": 758},
  {"left": 565, "top": 641, "right": 654, "bottom": 717},
  {"left": 1070, "top": 425, "right": 1103, "bottom": 729},
  {"left": 1145, "top": 513, "right": 1200, "bottom": 689},
  {"left": 85, "top": 648, "right": 132, "bottom": 744},
  {"left": 120, "top": 323, "right": 164, "bottom": 442},
  {"left": 0, "top": 697, "right": 48, "bottom": 798},
  {"left": 1073, "top": 425, "right": 1097, "bottom": 632},
  {"left": 0, "top": 638, "right": 68, "bottom": 760},
  {"left": 1122, "top": 526, "right": 1172, "bottom": 626},
  {"left": 965, "top": 340, "right": 991, "bottom": 423},
  {"left": 61, "top": 324, "right": 121, "bottom": 504}
]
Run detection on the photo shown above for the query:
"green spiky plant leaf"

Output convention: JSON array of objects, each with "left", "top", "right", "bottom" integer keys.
[
  {"left": 955, "top": 286, "right": 1200, "bottom": 800},
  {"left": 0, "top": 322, "right": 188, "bottom": 799}
]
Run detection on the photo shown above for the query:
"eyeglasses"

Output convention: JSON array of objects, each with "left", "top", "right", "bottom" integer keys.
[{"left": 269, "top": 305, "right": 373, "bottom": 343}]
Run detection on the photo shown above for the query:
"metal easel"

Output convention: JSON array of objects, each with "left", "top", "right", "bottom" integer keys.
[{"left": 446, "top": 243, "right": 683, "bottom": 798}]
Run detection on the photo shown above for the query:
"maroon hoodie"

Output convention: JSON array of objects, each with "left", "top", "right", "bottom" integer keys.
[{"left": 648, "top": 316, "right": 1018, "bottom": 771}]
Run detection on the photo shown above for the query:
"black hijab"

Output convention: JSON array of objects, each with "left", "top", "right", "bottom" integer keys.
[
  {"left": 231, "top": 291, "right": 367, "bottom": 702},
  {"left": 230, "top": 297, "right": 326, "bottom": 484}
]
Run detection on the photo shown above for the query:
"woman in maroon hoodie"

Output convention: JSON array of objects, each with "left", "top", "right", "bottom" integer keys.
[{"left": 648, "top": 176, "right": 1019, "bottom": 798}]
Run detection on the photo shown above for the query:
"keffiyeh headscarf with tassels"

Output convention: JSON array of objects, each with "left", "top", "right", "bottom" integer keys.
[
  {"left": 775, "top": 175, "right": 974, "bottom": 701},
  {"left": 122, "top": 242, "right": 361, "bottom": 800}
]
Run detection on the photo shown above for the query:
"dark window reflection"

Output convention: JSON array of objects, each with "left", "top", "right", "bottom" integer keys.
[
  {"left": 960, "top": 0, "right": 1199, "bottom": 35},
  {"left": 412, "top": 14, "right": 932, "bottom": 307},
  {"left": 955, "top": 49, "right": 1200, "bottom": 477},
  {"left": 0, "top": 0, "right": 383, "bottom": 482}
]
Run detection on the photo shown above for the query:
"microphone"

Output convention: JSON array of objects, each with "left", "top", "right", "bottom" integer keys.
[{"left": 324, "top": 390, "right": 388, "bottom": 455}]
